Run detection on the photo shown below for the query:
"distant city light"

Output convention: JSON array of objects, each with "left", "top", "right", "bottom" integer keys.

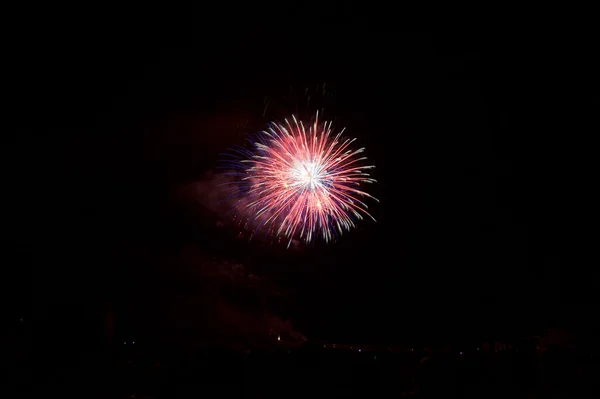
[
  {"left": 459, "top": 352, "right": 463, "bottom": 355},
  {"left": 477, "top": 348, "right": 479, "bottom": 351},
  {"left": 132, "top": 341, "right": 135, "bottom": 344},
  {"left": 358, "top": 349, "right": 361, "bottom": 352},
  {"left": 124, "top": 342, "right": 126, "bottom": 345},
  {"left": 277, "top": 335, "right": 280, "bottom": 341}
]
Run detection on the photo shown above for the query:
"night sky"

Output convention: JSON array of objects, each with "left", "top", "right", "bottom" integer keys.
[{"left": 5, "top": 8, "right": 596, "bottom": 352}]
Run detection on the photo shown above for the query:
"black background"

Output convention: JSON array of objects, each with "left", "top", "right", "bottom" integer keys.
[{"left": 4, "top": 7, "right": 596, "bottom": 352}]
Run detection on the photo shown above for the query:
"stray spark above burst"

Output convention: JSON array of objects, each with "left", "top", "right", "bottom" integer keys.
[{"left": 220, "top": 113, "right": 378, "bottom": 247}]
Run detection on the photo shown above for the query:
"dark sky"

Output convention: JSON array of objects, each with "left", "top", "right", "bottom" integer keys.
[{"left": 5, "top": 8, "right": 596, "bottom": 349}]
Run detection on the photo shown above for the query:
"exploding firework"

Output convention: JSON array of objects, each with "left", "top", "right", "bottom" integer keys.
[{"left": 220, "top": 112, "right": 378, "bottom": 247}]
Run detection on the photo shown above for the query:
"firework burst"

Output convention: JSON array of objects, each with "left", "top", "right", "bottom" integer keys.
[{"left": 220, "top": 112, "right": 378, "bottom": 247}]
